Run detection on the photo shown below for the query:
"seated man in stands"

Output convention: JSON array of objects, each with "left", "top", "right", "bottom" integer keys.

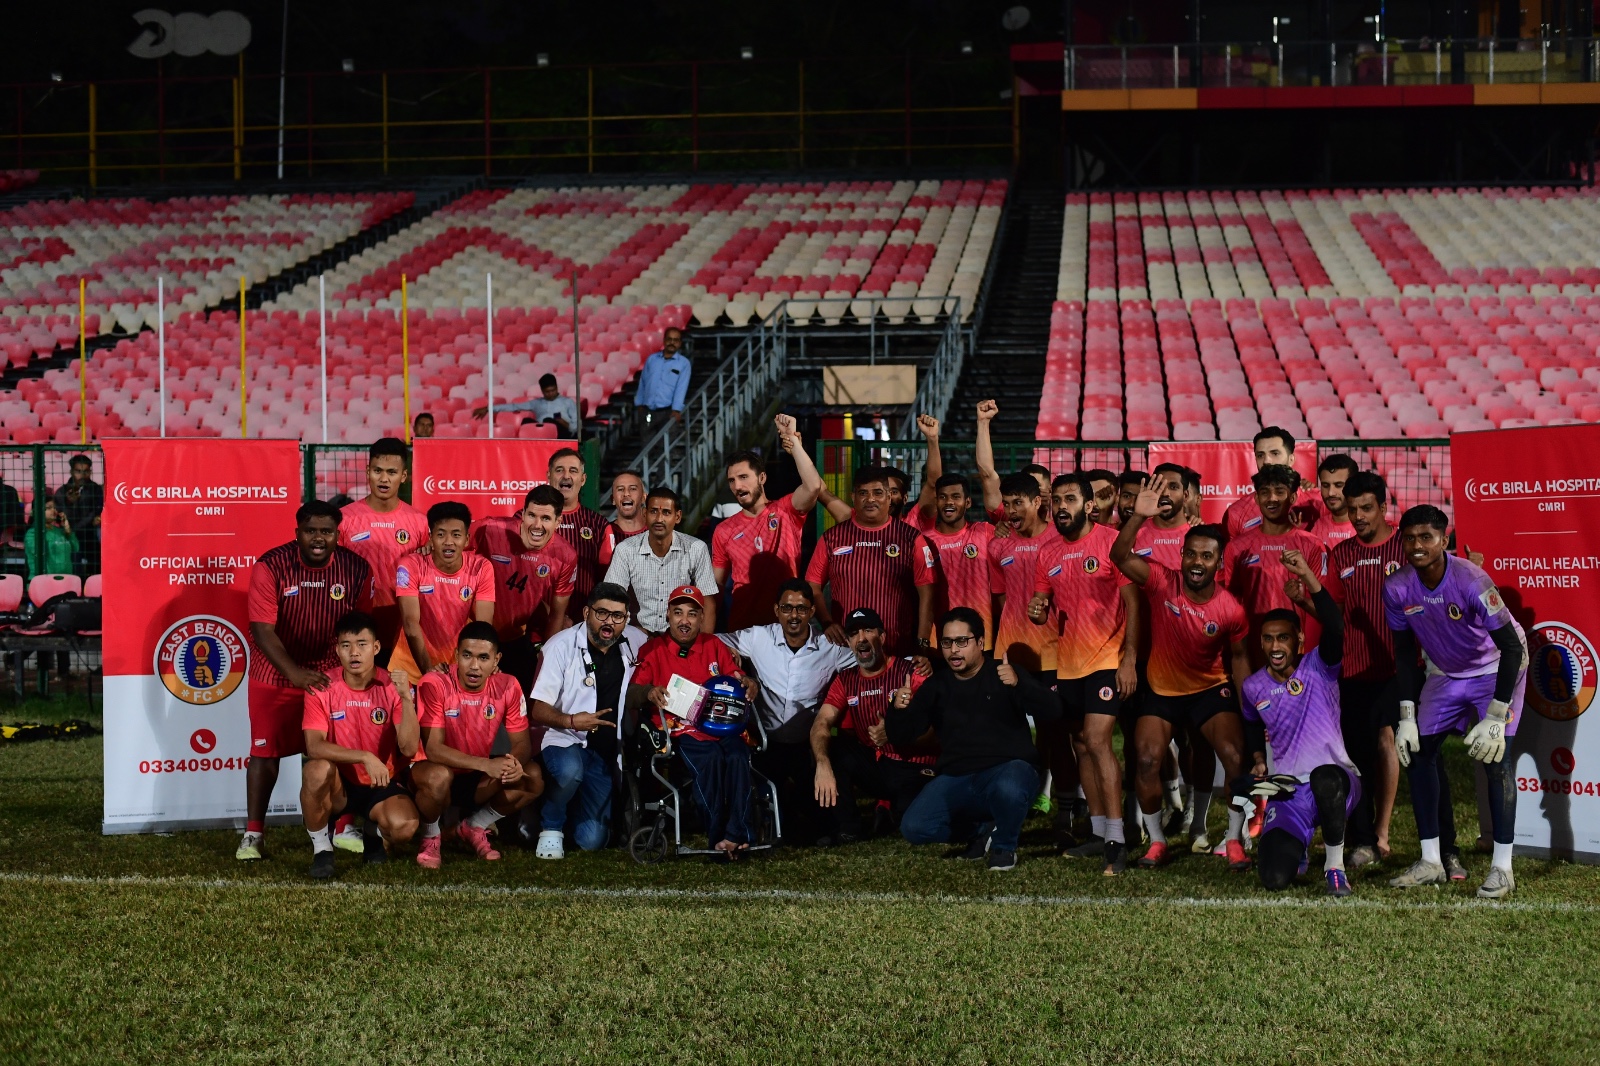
[{"left": 473, "top": 373, "right": 579, "bottom": 437}]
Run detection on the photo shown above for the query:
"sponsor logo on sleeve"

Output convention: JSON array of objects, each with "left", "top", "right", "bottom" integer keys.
[
  {"left": 490, "top": 554, "right": 513, "bottom": 564},
  {"left": 833, "top": 545, "right": 854, "bottom": 556},
  {"left": 396, "top": 566, "right": 411, "bottom": 589},
  {"left": 282, "top": 585, "right": 300, "bottom": 597},
  {"left": 1047, "top": 565, "right": 1063, "bottom": 577},
  {"left": 445, "top": 708, "right": 460, "bottom": 718},
  {"left": 1340, "top": 566, "right": 1356, "bottom": 579},
  {"left": 1403, "top": 605, "right": 1424, "bottom": 615},
  {"left": 350, "top": 531, "right": 372, "bottom": 542},
  {"left": 1254, "top": 698, "right": 1271, "bottom": 711},
  {"left": 1480, "top": 588, "right": 1505, "bottom": 614},
  {"left": 330, "top": 710, "right": 346, "bottom": 721}
]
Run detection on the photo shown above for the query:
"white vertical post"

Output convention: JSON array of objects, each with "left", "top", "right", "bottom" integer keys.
[
  {"left": 157, "top": 277, "right": 166, "bottom": 437},
  {"left": 486, "top": 272, "right": 495, "bottom": 440},
  {"left": 319, "top": 275, "right": 328, "bottom": 443}
]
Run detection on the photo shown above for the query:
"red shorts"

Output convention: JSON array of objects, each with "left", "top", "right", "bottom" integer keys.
[{"left": 248, "top": 680, "right": 306, "bottom": 758}]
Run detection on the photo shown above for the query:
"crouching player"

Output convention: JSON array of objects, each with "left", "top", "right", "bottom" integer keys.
[
  {"left": 301, "top": 611, "right": 421, "bottom": 880},
  {"left": 1238, "top": 551, "right": 1360, "bottom": 897},
  {"left": 628, "top": 586, "right": 756, "bottom": 859},
  {"left": 411, "top": 622, "right": 544, "bottom": 868}
]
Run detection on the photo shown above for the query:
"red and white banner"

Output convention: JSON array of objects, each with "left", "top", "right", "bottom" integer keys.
[
  {"left": 101, "top": 440, "right": 302, "bottom": 834},
  {"left": 411, "top": 438, "right": 574, "bottom": 521},
  {"left": 1146, "top": 439, "right": 1320, "bottom": 523},
  {"left": 1454, "top": 424, "right": 1600, "bottom": 862}
]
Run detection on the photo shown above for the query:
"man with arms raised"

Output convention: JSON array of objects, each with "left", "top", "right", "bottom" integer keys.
[
  {"left": 1029, "top": 472, "right": 1139, "bottom": 873},
  {"left": 301, "top": 611, "right": 420, "bottom": 879},
  {"left": 1084, "top": 468, "right": 1120, "bottom": 528},
  {"left": 1131, "top": 464, "right": 1194, "bottom": 571},
  {"left": 1240, "top": 550, "right": 1359, "bottom": 896},
  {"left": 411, "top": 622, "right": 542, "bottom": 867},
  {"left": 923, "top": 473, "right": 997, "bottom": 644},
  {"left": 392, "top": 501, "right": 496, "bottom": 680},
  {"left": 471, "top": 485, "right": 575, "bottom": 692},
  {"left": 548, "top": 447, "right": 608, "bottom": 623},
  {"left": 598, "top": 471, "right": 647, "bottom": 568},
  {"left": 527, "top": 582, "right": 649, "bottom": 858},
  {"left": 811, "top": 608, "right": 935, "bottom": 844},
  {"left": 1384, "top": 505, "right": 1526, "bottom": 898},
  {"left": 712, "top": 416, "right": 825, "bottom": 631},
  {"left": 1111, "top": 477, "right": 1254, "bottom": 871},
  {"left": 240, "top": 501, "right": 372, "bottom": 861},
  {"left": 338, "top": 438, "right": 429, "bottom": 667},
  {"left": 603, "top": 486, "right": 719, "bottom": 635},
  {"left": 819, "top": 415, "right": 945, "bottom": 530}
]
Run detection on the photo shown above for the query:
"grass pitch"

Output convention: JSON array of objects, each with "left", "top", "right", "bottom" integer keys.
[{"left": 2, "top": 704, "right": 1598, "bottom": 1064}]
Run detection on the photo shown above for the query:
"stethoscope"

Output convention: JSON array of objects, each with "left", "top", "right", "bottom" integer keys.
[{"left": 578, "top": 636, "right": 638, "bottom": 686}]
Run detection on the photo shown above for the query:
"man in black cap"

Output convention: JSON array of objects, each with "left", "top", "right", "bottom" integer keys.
[{"left": 809, "top": 607, "right": 937, "bottom": 844}]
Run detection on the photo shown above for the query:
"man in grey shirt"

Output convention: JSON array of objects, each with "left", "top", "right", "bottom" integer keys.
[
  {"left": 601, "top": 486, "right": 718, "bottom": 635},
  {"left": 475, "top": 373, "right": 580, "bottom": 437}
]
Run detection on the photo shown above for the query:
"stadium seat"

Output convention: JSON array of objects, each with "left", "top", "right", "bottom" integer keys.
[
  {"left": 29, "top": 574, "right": 82, "bottom": 606},
  {"left": 0, "top": 574, "right": 23, "bottom": 614}
]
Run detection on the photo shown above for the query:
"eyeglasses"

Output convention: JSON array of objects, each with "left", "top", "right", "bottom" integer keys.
[
  {"left": 938, "top": 635, "right": 976, "bottom": 650},
  {"left": 588, "top": 608, "right": 628, "bottom": 624},
  {"left": 775, "top": 603, "right": 812, "bottom": 614}
]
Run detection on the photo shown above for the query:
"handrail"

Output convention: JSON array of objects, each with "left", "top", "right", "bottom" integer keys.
[{"left": 895, "top": 297, "right": 966, "bottom": 438}]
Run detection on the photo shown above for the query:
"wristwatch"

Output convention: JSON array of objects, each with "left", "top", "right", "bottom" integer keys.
[{"left": 916, "top": 637, "right": 931, "bottom": 651}]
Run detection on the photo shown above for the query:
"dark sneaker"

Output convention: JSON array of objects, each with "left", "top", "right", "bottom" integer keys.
[
  {"left": 309, "top": 850, "right": 336, "bottom": 880},
  {"left": 987, "top": 849, "right": 1017, "bottom": 871},
  {"left": 1063, "top": 836, "right": 1105, "bottom": 858},
  {"left": 363, "top": 820, "right": 387, "bottom": 864},
  {"left": 1444, "top": 853, "right": 1469, "bottom": 882},
  {"left": 1102, "top": 839, "right": 1127, "bottom": 876},
  {"left": 957, "top": 832, "right": 991, "bottom": 861},
  {"left": 1326, "top": 868, "right": 1352, "bottom": 897}
]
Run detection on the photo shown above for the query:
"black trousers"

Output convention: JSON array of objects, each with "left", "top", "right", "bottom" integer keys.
[
  {"left": 824, "top": 734, "right": 934, "bottom": 835},
  {"left": 754, "top": 737, "right": 821, "bottom": 845}
]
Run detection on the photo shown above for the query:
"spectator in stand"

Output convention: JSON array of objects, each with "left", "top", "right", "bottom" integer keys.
[
  {"left": 26, "top": 499, "right": 78, "bottom": 581},
  {"left": 0, "top": 472, "right": 21, "bottom": 542},
  {"left": 473, "top": 373, "right": 580, "bottom": 438},
  {"left": 53, "top": 454, "right": 103, "bottom": 574},
  {"left": 412, "top": 412, "right": 435, "bottom": 439},
  {"left": 634, "top": 327, "right": 691, "bottom": 425}
]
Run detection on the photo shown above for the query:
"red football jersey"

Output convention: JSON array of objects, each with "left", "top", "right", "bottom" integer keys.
[
  {"left": 805, "top": 517, "right": 936, "bottom": 656},
  {"left": 302, "top": 668, "right": 406, "bottom": 784},
  {"left": 471, "top": 520, "right": 577, "bottom": 640},
  {"left": 1131, "top": 520, "right": 1189, "bottom": 572},
  {"left": 416, "top": 667, "right": 528, "bottom": 761},
  {"left": 598, "top": 521, "right": 647, "bottom": 568},
  {"left": 1034, "top": 522, "right": 1129, "bottom": 680},
  {"left": 394, "top": 552, "right": 496, "bottom": 665},
  {"left": 247, "top": 543, "right": 372, "bottom": 687},
  {"left": 924, "top": 521, "right": 996, "bottom": 643},
  {"left": 631, "top": 631, "right": 732, "bottom": 739},
  {"left": 823, "top": 657, "right": 934, "bottom": 765},
  {"left": 1142, "top": 563, "right": 1249, "bottom": 697},
  {"left": 712, "top": 493, "right": 808, "bottom": 630},
  {"left": 1223, "top": 526, "right": 1327, "bottom": 654},
  {"left": 556, "top": 505, "right": 609, "bottom": 623},
  {"left": 338, "top": 498, "right": 429, "bottom": 607}
]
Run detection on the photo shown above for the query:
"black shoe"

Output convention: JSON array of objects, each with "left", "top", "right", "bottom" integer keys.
[
  {"left": 1102, "top": 839, "right": 1128, "bottom": 876},
  {"left": 362, "top": 820, "right": 387, "bottom": 864},
  {"left": 956, "top": 832, "right": 991, "bottom": 860},
  {"left": 1063, "top": 835, "right": 1105, "bottom": 858},
  {"left": 870, "top": 805, "right": 895, "bottom": 839},
  {"left": 309, "top": 850, "right": 336, "bottom": 880},
  {"left": 987, "top": 849, "right": 1018, "bottom": 871}
]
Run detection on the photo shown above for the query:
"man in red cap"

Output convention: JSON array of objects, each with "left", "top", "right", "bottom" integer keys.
[{"left": 627, "top": 585, "right": 754, "bottom": 857}]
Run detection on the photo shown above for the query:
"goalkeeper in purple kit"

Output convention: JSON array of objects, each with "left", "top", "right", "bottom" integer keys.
[{"left": 1383, "top": 506, "right": 1527, "bottom": 899}]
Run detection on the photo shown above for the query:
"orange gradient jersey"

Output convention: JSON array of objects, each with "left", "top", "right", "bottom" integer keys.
[
  {"left": 1142, "top": 562, "right": 1248, "bottom": 697},
  {"left": 1034, "top": 522, "right": 1128, "bottom": 679},
  {"left": 987, "top": 527, "right": 1062, "bottom": 673}
]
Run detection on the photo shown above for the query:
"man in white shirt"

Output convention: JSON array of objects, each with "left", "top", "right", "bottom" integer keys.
[
  {"left": 601, "top": 486, "right": 718, "bottom": 635},
  {"left": 474, "top": 373, "right": 580, "bottom": 437},
  {"left": 719, "top": 578, "right": 856, "bottom": 844},
  {"left": 527, "top": 581, "right": 649, "bottom": 859}
]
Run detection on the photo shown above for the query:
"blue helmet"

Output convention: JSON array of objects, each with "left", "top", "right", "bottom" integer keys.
[{"left": 698, "top": 674, "right": 751, "bottom": 737}]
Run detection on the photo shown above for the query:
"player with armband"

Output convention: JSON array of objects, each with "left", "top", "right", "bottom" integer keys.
[
  {"left": 628, "top": 586, "right": 755, "bottom": 859},
  {"left": 1237, "top": 550, "right": 1360, "bottom": 896},
  {"left": 1384, "top": 506, "right": 1527, "bottom": 899}
]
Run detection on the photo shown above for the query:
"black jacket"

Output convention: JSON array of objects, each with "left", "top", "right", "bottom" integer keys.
[{"left": 885, "top": 658, "right": 1060, "bottom": 777}]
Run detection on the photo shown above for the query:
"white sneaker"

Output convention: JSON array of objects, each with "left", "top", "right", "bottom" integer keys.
[
  {"left": 1389, "top": 859, "right": 1447, "bottom": 888},
  {"left": 333, "top": 824, "right": 365, "bottom": 854},
  {"left": 535, "top": 829, "right": 565, "bottom": 860},
  {"left": 1477, "top": 865, "right": 1515, "bottom": 899}
]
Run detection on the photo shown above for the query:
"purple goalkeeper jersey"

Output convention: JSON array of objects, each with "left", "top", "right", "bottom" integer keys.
[
  {"left": 1242, "top": 649, "right": 1353, "bottom": 780},
  {"left": 1382, "top": 557, "right": 1522, "bottom": 678}
]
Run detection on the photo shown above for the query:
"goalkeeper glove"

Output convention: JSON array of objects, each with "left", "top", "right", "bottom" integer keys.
[
  {"left": 1396, "top": 701, "right": 1420, "bottom": 768},
  {"left": 1250, "top": 774, "right": 1301, "bottom": 799},
  {"left": 1465, "top": 699, "right": 1511, "bottom": 764}
]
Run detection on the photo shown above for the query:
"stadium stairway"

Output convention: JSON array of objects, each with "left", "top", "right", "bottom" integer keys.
[{"left": 944, "top": 183, "right": 1061, "bottom": 440}]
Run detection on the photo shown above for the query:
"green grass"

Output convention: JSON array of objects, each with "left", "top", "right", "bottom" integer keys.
[{"left": 2, "top": 729, "right": 1598, "bottom": 1064}]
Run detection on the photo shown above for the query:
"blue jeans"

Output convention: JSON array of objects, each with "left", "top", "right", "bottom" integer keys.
[
  {"left": 900, "top": 759, "right": 1040, "bottom": 853},
  {"left": 541, "top": 743, "right": 613, "bottom": 851}
]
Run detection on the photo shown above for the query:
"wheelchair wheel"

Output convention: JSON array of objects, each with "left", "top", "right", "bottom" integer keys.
[{"left": 629, "top": 824, "right": 669, "bottom": 865}]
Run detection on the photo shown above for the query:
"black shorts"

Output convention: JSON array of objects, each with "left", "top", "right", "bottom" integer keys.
[
  {"left": 341, "top": 777, "right": 412, "bottom": 819},
  {"left": 1058, "top": 669, "right": 1123, "bottom": 721},
  {"left": 1140, "top": 683, "right": 1239, "bottom": 729},
  {"left": 1340, "top": 675, "right": 1404, "bottom": 732},
  {"left": 449, "top": 770, "right": 491, "bottom": 811}
]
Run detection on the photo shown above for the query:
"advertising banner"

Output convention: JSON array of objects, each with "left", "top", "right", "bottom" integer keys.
[
  {"left": 101, "top": 439, "right": 303, "bottom": 833},
  {"left": 1453, "top": 424, "right": 1600, "bottom": 862},
  {"left": 1146, "top": 439, "right": 1320, "bottom": 523},
  {"left": 411, "top": 438, "right": 573, "bottom": 521}
]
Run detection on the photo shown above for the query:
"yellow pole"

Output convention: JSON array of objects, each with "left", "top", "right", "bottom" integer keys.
[
  {"left": 78, "top": 278, "right": 87, "bottom": 444},
  {"left": 402, "top": 274, "right": 412, "bottom": 443},
  {"left": 239, "top": 277, "right": 248, "bottom": 437},
  {"left": 88, "top": 84, "right": 97, "bottom": 189}
]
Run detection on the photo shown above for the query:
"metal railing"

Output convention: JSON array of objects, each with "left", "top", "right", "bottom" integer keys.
[
  {"left": 1065, "top": 38, "right": 1600, "bottom": 91},
  {"left": 898, "top": 300, "right": 967, "bottom": 438}
]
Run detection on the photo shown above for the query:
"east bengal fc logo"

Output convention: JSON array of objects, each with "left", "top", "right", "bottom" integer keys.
[
  {"left": 396, "top": 529, "right": 411, "bottom": 545},
  {"left": 1287, "top": 678, "right": 1304, "bottom": 696},
  {"left": 155, "top": 615, "right": 248, "bottom": 705},
  {"left": 964, "top": 543, "right": 979, "bottom": 559},
  {"left": 1528, "top": 622, "right": 1598, "bottom": 722}
]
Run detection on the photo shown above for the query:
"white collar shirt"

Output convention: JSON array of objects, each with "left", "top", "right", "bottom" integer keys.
[
  {"left": 718, "top": 623, "right": 856, "bottom": 729},
  {"left": 601, "top": 530, "right": 718, "bottom": 633},
  {"left": 530, "top": 620, "right": 650, "bottom": 750}
]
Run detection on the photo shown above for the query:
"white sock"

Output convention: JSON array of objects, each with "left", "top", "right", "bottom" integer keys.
[
  {"left": 1141, "top": 809, "right": 1167, "bottom": 845},
  {"left": 1105, "top": 817, "right": 1126, "bottom": 844},
  {"left": 1192, "top": 790, "right": 1213, "bottom": 835},
  {"left": 1226, "top": 807, "right": 1245, "bottom": 842},
  {"left": 1324, "top": 842, "right": 1345, "bottom": 872},
  {"left": 1162, "top": 777, "right": 1183, "bottom": 800},
  {"left": 1421, "top": 837, "right": 1442, "bottom": 865},
  {"left": 307, "top": 826, "right": 333, "bottom": 854},
  {"left": 1492, "top": 841, "right": 1513, "bottom": 872},
  {"left": 1090, "top": 815, "right": 1107, "bottom": 839},
  {"left": 466, "top": 806, "right": 502, "bottom": 830},
  {"left": 421, "top": 820, "right": 441, "bottom": 840}
]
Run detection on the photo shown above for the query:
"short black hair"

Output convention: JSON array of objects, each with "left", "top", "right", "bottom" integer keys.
[
  {"left": 1342, "top": 471, "right": 1388, "bottom": 506},
  {"left": 69, "top": 453, "right": 91, "bottom": 468},
  {"left": 1260, "top": 608, "right": 1300, "bottom": 631},
  {"left": 1184, "top": 523, "right": 1228, "bottom": 553},
  {"left": 523, "top": 484, "right": 564, "bottom": 513},
  {"left": 1251, "top": 463, "right": 1301, "bottom": 493},
  {"left": 934, "top": 473, "right": 969, "bottom": 494},
  {"left": 335, "top": 610, "right": 379, "bottom": 639},
  {"left": 1317, "top": 453, "right": 1360, "bottom": 478},
  {"left": 999, "top": 471, "right": 1041, "bottom": 498},
  {"left": 853, "top": 465, "right": 891, "bottom": 491},
  {"left": 880, "top": 466, "right": 910, "bottom": 492},
  {"left": 1051, "top": 471, "right": 1093, "bottom": 498},
  {"left": 1085, "top": 468, "right": 1118, "bottom": 487},
  {"left": 413, "top": 411, "right": 434, "bottom": 424},
  {"left": 426, "top": 501, "right": 472, "bottom": 530},
  {"left": 1021, "top": 463, "right": 1051, "bottom": 483},
  {"left": 296, "top": 499, "right": 343, "bottom": 526},
  {"left": 775, "top": 577, "right": 814, "bottom": 604},
  {"left": 456, "top": 620, "right": 500, "bottom": 650},
  {"left": 1118, "top": 470, "right": 1147, "bottom": 489},
  {"left": 1151, "top": 462, "right": 1187, "bottom": 484},
  {"left": 1399, "top": 504, "right": 1450, "bottom": 534},
  {"left": 588, "top": 581, "right": 630, "bottom": 608},
  {"left": 1255, "top": 426, "right": 1296, "bottom": 452},
  {"left": 369, "top": 436, "right": 409, "bottom": 465},
  {"left": 539, "top": 373, "right": 558, "bottom": 389},
  {"left": 646, "top": 486, "right": 682, "bottom": 510},
  {"left": 1180, "top": 466, "right": 1201, "bottom": 494},
  {"left": 726, "top": 449, "right": 766, "bottom": 477},
  {"left": 548, "top": 447, "right": 582, "bottom": 470},
  {"left": 940, "top": 606, "right": 985, "bottom": 643}
]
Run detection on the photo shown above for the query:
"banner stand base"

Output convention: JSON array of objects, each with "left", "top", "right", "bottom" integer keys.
[
  {"left": 1513, "top": 844, "right": 1600, "bottom": 866},
  {"left": 103, "top": 813, "right": 303, "bottom": 836}
]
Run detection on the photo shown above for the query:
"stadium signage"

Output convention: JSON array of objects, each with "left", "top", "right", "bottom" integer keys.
[
  {"left": 101, "top": 440, "right": 302, "bottom": 834},
  {"left": 412, "top": 439, "right": 575, "bottom": 517},
  {"left": 1147, "top": 440, "right": 1320, "bottom": 523},
  {"left": 1455, "top": 425, "right": 1600, "bottom": 863}
]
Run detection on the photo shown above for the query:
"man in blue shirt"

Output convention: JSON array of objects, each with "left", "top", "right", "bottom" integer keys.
[
  {"left": 474, "top": 373, "right": 580, "bottom": 437},
  {"left": 634, "top": 327, "right": 691, "bottom": 424}
]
